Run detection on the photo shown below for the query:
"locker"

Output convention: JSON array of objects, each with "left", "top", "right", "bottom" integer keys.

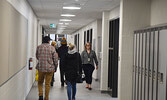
[
  {"left": 158, "top": 29, "right": 167, "bottom": 100},
  {"left": 135, "top": 33, "right": 140, "bottom": 100},
  {"left": 145, "top": 32, "right": 150, "bottom": 100},
  {"left": 133, "top": 34, "right": 137, "bottom": 100},
  {"left": 153, "top": 31, "right": 159, "bottom": 100},
  {"left": 141, "top": 32, "right": 146, "bottom": 100},
  {"left": 149, "top": 31, "right": 154, "bottom": 100},
  {"left": 140, "top": 33, "right": 146, "bottom": 100},
  {"left": 138, "top": 33, "right": 143, "bottom": 100}
]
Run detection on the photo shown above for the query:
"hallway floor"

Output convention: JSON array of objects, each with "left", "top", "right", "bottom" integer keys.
[{"left": 26, "top": 68, "right": 117, "bottom": 100}]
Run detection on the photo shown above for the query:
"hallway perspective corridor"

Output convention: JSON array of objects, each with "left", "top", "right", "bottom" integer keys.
[{"left": 26, "top": 68, "right": 117, "bottom": 100}]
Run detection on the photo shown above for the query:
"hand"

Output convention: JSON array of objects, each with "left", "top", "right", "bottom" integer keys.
[
  {"left": 54, "top": 67, "right": 57, "bottom": 72},
  {"left": 54, "top": 70, "right": 57, "bottom": 72},
  {"left": 96, "top": 66, "right": 98, "bottom": 70}
]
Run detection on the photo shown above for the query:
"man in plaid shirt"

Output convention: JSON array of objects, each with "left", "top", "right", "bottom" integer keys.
[{"left": 36, "top": 36, "right": 58, "bottom": 100}]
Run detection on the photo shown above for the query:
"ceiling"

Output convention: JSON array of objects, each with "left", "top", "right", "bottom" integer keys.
[{"left": 27, "top": 0, "right": 120, "bottom": 34}]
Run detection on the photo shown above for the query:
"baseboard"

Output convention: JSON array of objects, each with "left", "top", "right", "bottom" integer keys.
[{"left": 101, "top": 90, "right": 109, "bottom": 94}]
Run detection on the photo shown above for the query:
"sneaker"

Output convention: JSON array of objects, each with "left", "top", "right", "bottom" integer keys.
[{"left": 39, "top": 96, "right": 43, "bottom": 100}]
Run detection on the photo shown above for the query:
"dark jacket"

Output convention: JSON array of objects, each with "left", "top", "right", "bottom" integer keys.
[
  {"left": 57, "top": 45, "right": 68, "bottom": 66},
  {"left": 62, "top": 52, "right": 82, "bottom": 82}
]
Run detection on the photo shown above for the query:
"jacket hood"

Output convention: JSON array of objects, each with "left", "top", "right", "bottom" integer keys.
[{"left": 68, "top": 48, "right": 77, "bottom": 54}]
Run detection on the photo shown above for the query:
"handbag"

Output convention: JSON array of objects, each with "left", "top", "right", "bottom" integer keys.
[
  {"left": 76, "top": 73, "right": 83, "bottom": 83},
  {"left": 82, "top": 73, "right": 86, "bottom": 81}
]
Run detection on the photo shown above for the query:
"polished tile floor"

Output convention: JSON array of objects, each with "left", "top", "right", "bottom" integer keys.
[{"left": 26, "top": 68, "right": 117, "bottom": 100}]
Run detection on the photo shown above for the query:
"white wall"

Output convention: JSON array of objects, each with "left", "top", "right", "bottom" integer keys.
[
  {"left": 0, "top": 0, "right": 38, "bottom": 100},
  {"left": 109, "top": 6, "right": 120, "bottom": 20},
  {"left": 101, "top": 11, "right": 110, "bottom": 91},
  {"left": 118, "top": 0, "right": 151, "bottom": 100},
  {"left": 151, "top": 0, "right": 167, "bottom": 25},
  {"left": 100, "top": 6, "right": 120, "bottom": 91}
]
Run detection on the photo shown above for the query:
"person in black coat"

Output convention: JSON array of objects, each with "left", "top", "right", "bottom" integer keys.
[
  {"left": 62, "top": 43, "right": 82, "bottom": 100},
  {"left": 57, "top": 37, "right": 68, "bottom": 86}
]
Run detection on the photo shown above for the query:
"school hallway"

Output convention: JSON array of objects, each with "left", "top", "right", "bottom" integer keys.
[
  {"left": 26, "top": 67, "right": 117, "bottom": 100},
  {"left": 0, "top": 0, "right": 167, "bottom": 100}
]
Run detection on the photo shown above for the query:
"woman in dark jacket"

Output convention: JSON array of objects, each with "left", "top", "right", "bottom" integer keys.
[{"left": 62, "top": 43, "right": 82, "bottom": 100}]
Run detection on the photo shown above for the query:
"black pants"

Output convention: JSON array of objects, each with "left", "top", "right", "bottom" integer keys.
[
  {"left": 60, "top": 65, "right": 65, "bottom": 84},
  {"left": 51, "top": 73, "right": 54, "bottom": 86},
  {"left": 83, "top": 64, "right": 95, "bottom": 84},
  {"left": 51, "top": 73, "right": 54, "bottom": 82}
]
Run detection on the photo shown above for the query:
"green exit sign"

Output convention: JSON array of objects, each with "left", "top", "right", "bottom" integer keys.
[{"left": 50, "top": 24, "right": 55, "bottom": 28}]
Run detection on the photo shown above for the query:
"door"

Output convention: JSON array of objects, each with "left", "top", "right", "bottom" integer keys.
[
  {"left": 77, "top": 34, "right": 80, "bottom": 51},
  {"left": 74, "top": 34, "right": 80, "bottom": 52},
  {"left": 87, "top": 30, "right": 90, "bottom": 42},
  {"left": 84, "top": 31, "right": 86, "bottom": 45},
  {"left": 108, "top": 18, "right": 119, "bottom": 97}
]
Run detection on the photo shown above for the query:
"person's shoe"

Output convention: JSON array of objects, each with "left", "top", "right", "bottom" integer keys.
[
  {"left": 64, "top": 80, "right": 67, "bottom": 85},
  {"left": 88, "top": 88, "right": 92, "bottom": 90},
  {"left": 51, "top": 82, "right": 53, "bottom": 87},
  {"left": 86, "top": 87, "right": 89, "bottom": 89},
  {"left": 61, "top": 83, "right": 64, "bottom": 87},
  {"left": 39, "top": 96, "right": 43, "bottom": 100}
]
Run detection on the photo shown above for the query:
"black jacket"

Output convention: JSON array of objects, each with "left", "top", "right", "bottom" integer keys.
[
  {"left": 57, "top": 45, "right": 68, "bottom": 66},
  {"left": 62, "top": 52, "right": 82, "bottom": 82}
]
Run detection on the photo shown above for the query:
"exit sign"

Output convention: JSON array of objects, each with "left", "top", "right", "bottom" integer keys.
[{"left": 50, "top": 24, "right": 55, "bottom": 28}]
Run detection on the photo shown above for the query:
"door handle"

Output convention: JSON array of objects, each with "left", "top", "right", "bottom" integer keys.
[
  {"left": 153, "top": 71, "right": 156, "bottom": 80},
  {"left": 158, "top": 72, "right": 163, "bottom": 84}
]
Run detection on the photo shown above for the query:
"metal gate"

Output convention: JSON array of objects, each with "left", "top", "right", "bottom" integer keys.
[{"left": 133, "top": 25, "right": 167, "bottom": 100}]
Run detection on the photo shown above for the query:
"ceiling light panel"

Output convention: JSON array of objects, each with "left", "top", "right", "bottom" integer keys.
[
  {"left": 63, "top": 6, "right": 81, "bottom": 10},
  {"left": 60, "top": 19, "right": 72, "bottom": 22},
  {"left": 60, "top": 25, "right": 67, "bottom": 28},
  {"left": 59, "top": 23, "right": 64, "bottom": 24},
  {"left": 61, "top": 14, "right": 76, "bottom": 17}
]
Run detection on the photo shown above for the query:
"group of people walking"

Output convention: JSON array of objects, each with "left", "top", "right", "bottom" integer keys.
[{"left": 36, "top": 36, "right": 98, "bottom": 100}]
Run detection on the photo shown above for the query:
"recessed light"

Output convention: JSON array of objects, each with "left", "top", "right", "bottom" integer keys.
[
  {"left": 60, "top": 25, "right": 67, "bottom": 28},
  {"left": 60, "top": 19, "right": 72, "bottom": 22},
  {"left": 59, "top": 27, "right": 66, "bottom": 30},
  {"left": 63, "top": 6, "right": 81, "bottom": 10},
  {"left": 65, "top": 23, "right": 69, "bottom": 25},
  {"left": 61, "top": 14, "right": 76, "bottom": 17},
  {"left": 59, "top": 23, "right": 63, "bottom": 25}
]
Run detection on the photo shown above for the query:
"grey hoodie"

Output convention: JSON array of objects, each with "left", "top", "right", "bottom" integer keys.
[{"left": 68, "top": 48, "right": 77, "bottom": 54}]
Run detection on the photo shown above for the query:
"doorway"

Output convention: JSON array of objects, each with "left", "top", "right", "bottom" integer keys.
[
  {"left": 74, "top": 34, "right": 80, "bottom": 52},
  {"left": 108, "top": 18, "right": 120, "bottom": 97}
]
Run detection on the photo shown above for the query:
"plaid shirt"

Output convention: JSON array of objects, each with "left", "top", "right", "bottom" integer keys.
[{"left": 36, "top": 43, "right": 58, "bottom": 72}]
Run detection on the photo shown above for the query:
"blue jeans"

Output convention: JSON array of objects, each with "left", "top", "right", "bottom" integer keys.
[{"left": 67, "top": 81, "right": 76, "bottom": 100}]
